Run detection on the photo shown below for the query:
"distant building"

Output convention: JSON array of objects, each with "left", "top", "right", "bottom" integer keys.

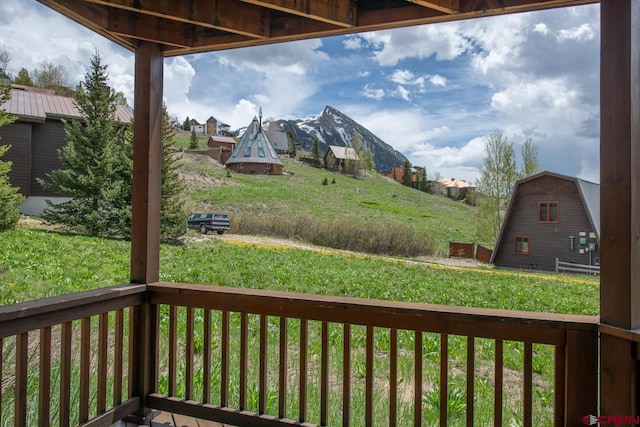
[
  {"left": 207, "top": 135, "right": 236, "bottom": 164},
  {"left": 225, "top": 115, "right": 283, "bottom": 175},
  {"left": 435, "top": 177, "right": 475, "bottom": 201},
  {"left": 206, "top": 116, "right": 231, "bottom": 136},
  {"left": 189, "top": 118, "right": 205, "bottom": 134},
  {"left": 490, "top": 171, "right": 600, "bottom": 272},
  {"left": 323, "top": 145, "right": 359, "bottom": 172},
  {"left": 264, "top": 122, "right": 294, "bottom": 155},
  {"left": 0, "top": 85, "right": 133, "bottom": 215}
]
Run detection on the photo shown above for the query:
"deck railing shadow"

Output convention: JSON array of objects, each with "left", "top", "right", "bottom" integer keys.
[{"left": 0, "top": 282, "right": 598, "bottom": 426}]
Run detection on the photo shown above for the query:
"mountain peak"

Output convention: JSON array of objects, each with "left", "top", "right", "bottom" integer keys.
[{"left": 272, "top": 107, "right": 408, "bottom": 172}]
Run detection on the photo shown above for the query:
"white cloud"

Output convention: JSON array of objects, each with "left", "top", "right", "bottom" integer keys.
[
  {"left": 533, "top": 23, "right": 549, "bottom": 35},
  {"left": 491, "top": 78, "right": 579, "bottom": 112},
  {"left": 362, "top": 84, "right": 385, "bottom": 100},
  {"left": 343, "top": 37, "right": 362, "bottom": 50},
  {"left": 391, "top": 69, "right": 415, "bottom": 85},
  {"left": 393, "top": 85, "right": 411, "bottom": 102},
  {"left": 428, "top": 74, "right": 448, "bottom": 87},
  {"left": 558, "top": 24, "right": 595, "bottom": 41}
]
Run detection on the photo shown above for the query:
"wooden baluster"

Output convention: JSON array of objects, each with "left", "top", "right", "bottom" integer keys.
[
  {"left": 553, "top": 343, "right": 565, "bottom": 427},
  {"left": 79, "top": 317, "right": 91, "bottom": 423},
  {"left": 299, "top": 319, "right": 308, "bottom": 423},
  {"left": 0, "top": 337, "right": 3, "bottom": 426},
  {"left": 97, "top": 312, "right": 108, "bottom": 413},
  {"left": 185, "top": 306, "right": 194, "bottom": 400},
  {"left": 466, "top": 336, "right": 474, "bottom": 427},
  {"left": 240, "top": 313, "right": 248, "bottom": 410},
  {"left": 389, "top": 329, "right": 397, "bottom": 427},
  {"left": 321, "top": 321, "right": 329, "bottom": 426},
  {"left": 15, "top": 332, "right": 28, "bottom": 427},
  {"left": 168, "top": 305, "right": 177, "bottom": 397},
  {"left": 221, "top": 310, "right": 229, "bottom": 407},
  {"left": 203, "top": 309, "right": 211, "bottom": 404},
  {"left": 60, "top": 322, "right": 72, "bottom": 427},
  {"left": 523, "top": 342, "right": 532, "bottom": 427},
  {"left": 414, "top": 331, "right": 422, "bottom": 427},
  {"left": 494, "top": 339, "right": 503, "bottom": 427},
  {"left": 343, "top": 324, "right": 351, "bottom": 427},
  {"left": 279, "top": 316, "right": 288, "bottom": 419},
  {"left": 440, "top": 334, "right": 448, "bottom": 427},
  {"left": 366, "top": 326, "right": 374, "bottom": 427},
  {"left": 114, "top": 309, "right": 124, "bottom": 405},
  {"left": 259, "top": 315, "right": 268, "bottom": 415},
  {"left": 39, "top": 326, "right": 51, "bottom": 427}
]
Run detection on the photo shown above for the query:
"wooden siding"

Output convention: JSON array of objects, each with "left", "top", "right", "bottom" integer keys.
[
  {"left": 0, "top": 122, "right": 31, "bottom": 196},
  {"left": 227, "top": 162, "right": 283, "bottom": 175},
  {"left": 493, "top": 175, "right": 599, "bottom": 272},
  {"left": 30, "top": 120, "right": 66, "bottom": 197}
]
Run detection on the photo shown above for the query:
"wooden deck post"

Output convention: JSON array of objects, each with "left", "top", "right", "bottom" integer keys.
[
  {"left": 128, "top": 41, "right": 163, "bottom": 423},
  {"left": 130, "top": 41, "right": 163, "bottom": 284},
  {"left": 600, "top": 0, "right": 640, "bottom": 418}
]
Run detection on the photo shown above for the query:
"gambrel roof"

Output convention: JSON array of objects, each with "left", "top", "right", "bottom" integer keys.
[{"left": 490, "top": 171, "right": 600, "bottom": 264}]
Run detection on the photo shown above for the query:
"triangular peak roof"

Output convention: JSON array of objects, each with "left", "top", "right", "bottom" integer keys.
[
  {"left": 226, "top": 116, "right": 283, "bottom": 166},
  {"left": 490, "top": 170, "right": 600, "bottom": 263},
  {"left": 206, "top": 116, "right": 229, "bottom": 126},
  {"left": 326, "top": 145, "right": 359, "bottom": 161}
]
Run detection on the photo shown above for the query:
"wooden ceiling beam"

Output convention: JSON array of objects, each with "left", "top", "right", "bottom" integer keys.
[
  {"left": 240, "top": 0, "right": 356, "bottom": 28},
  {"left": 86, "top": 0, "right": 270, "bottom": 39},
  {"left": 404, "top": 0, "right": 460, "bottom": 14},
  {"left": 39, "top": 0, "right": 135, "bottom": 50}
]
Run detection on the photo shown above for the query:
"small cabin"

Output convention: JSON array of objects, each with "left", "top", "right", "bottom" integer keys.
[{"left": 491, "top": 171, "right": 599, "bottom": 272}]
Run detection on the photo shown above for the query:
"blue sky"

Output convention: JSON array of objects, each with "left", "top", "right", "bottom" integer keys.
[{"left": 0, "top": 0, "right": 600, "bottom": 183}]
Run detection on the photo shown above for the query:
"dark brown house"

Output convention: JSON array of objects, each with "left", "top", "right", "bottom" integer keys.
[
  {"left": 491, "top": 171, "right": 600, "bottom": 272},
  {"left": 207, "top": 135, "right": 236, "bottom": 164},
  {"left": 323, "top": 145, "right": 359, "bottom": 172},
  {"left": 0, "top": 85, "right": 133, "bottom": 215}
]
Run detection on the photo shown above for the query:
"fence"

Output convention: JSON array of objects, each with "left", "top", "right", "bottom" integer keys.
[
  {"left": 555, "top": 258, "right": 600, "bottom": 275},
  {"left": 449, "top": 242, "right": 493, "bottom": 263}
]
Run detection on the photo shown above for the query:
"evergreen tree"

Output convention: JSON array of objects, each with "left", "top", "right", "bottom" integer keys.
[
  {"left": 418, "top": 167, "right": 428, "bottom": 192},
  {"left": 286, "top": 130, "right": 296, "bottom": 158},
  {"left": 39, "top": 51, "right": 127, "bottom": 237},
  {"left": 159, "top": 106, "right": 186, "bottom": 243},
  {"left": 475, "top": 131, "right": 519, "bottom": 243},
  {"left": 13, "top": 68, "right": 33, "bottom": 86},
  {"left": 189, "top": 129, "right": 198, "bottom": 149},
  {"left": 311, "top": 138, "right": 321, "bottom": 166},
  {"left": 401, "top": 160, "right": 413, "bottom": 187},
  {"left": 183, "top": 116, "right": 190, "bottom": 131},
  {"left": 0, "top": 82, "right": 23, "bottom": 231}
]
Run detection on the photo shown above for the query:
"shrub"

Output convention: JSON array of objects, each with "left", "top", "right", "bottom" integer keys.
[
  {"left": 322, "top": 177, "right": 329, "bottom": 185},
  {"left": 230, "top": 212, "right": 434, "bottom": 257}
]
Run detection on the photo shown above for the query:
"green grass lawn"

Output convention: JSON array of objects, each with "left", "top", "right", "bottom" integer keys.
[
  {"left": 180, "top": 155, "right": 482, "bottom": 255},
  {"left": 0, "top": 226, "right": 599, "bottom": 426}
]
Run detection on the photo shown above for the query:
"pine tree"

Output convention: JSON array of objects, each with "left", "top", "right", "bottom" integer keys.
[
  {"left": 190, "top": 129, "right": 198, "bottom": 149},
  {"left": 159, "top": 106, "right": 186, "bottom": 243},
  {"left": 286, "top": 130, "right": 296, "bottom": 158},
  {"left": 311, "top": 138, "right": 321, "bottom": 166},
  {"left": 401, "top": 160, "right": 413, "bottom": 187},
  {"left": 12, "top": 68, "right": 33, "bottom": 86},
  {"left": 183, "top": 116, "right": 190, "bottom": 131},
  {"left": 39, "top": 51, "right": 127, "bottom": 237},
  {"left": 0, "top": 81, "right": 23, "bottom": 231}
]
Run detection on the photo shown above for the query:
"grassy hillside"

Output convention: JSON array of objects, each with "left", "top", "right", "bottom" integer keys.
[{"left": 177, "top": 151, "right": 481, "bottom": 255}]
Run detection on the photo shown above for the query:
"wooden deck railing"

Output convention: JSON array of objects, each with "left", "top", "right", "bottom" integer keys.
[{"left": 0, "top": 282, "right": 598, "bottom": 426}]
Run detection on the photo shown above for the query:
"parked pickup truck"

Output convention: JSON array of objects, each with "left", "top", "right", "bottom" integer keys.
[{"left": 187, "top": 211, "right": 231, "bottom": 235}]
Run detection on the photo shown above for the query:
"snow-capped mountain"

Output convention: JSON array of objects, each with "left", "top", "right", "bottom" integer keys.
[{"left": 270, "top": 106, "right": 408, "bottom": 172}]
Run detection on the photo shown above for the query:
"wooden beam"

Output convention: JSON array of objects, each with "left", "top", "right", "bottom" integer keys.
[
  {"left": 241, "top": 0, "right": 356, "bottom": 28},
  {"left": 599, "top": 0, "right": 640, "bottom": 417},
  {"left": 130, "top": 42, "right": 163, "bottom": 284},
  {"left": 89, "top": 0, "right": 270, "bottom": 38},
  {"left": 405, "top": 0, "right": 459, "bottom": 14}
]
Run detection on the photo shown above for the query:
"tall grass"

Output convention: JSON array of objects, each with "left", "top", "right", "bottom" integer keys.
[{"left": 231, "top": 212, "right": 435, "bottom": 257}]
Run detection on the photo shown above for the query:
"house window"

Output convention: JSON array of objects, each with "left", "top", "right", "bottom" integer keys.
[
  {"left": 238, "top": 163, "right": 244, "bottom": 170},
  {"left": 515, "top": 237, "right": 530, "bottom": 255},
  {"left": 538, "top": 201, "right": 558, "bottom": 223}
]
